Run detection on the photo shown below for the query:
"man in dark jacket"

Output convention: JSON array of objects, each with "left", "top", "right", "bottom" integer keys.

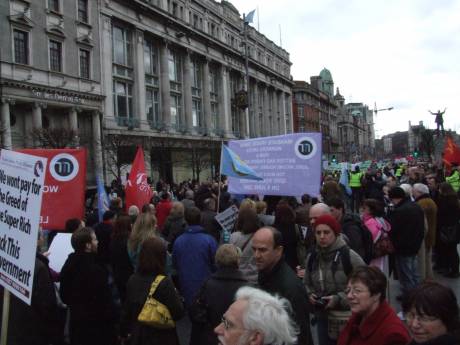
[
  {"left": 328, "top": 197, "right": 367, "bottom": 260},
  {"left": 60, "top": 227, "right": 116, "bottom": 345},
  {"left": 94, "top": 210, "right": 116, "bottom": 265},
  {"left": 388, "top": 186, "right": 425, "bottom": 296},
  {"left": 200, "top": 198, "right": 222, "bottom": 242},
  {"left": 253, "top": 227, "right": 313, "bottom": 345}
]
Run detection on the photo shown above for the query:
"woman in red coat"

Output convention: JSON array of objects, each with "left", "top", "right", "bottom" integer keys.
[{"left": 338, "top": 266, "right": 410, "bottom": 345}]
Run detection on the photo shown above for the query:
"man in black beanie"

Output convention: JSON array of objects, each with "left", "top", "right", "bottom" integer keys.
[{"left": 388, "top": 186, "right": 425, "bottom": 297}]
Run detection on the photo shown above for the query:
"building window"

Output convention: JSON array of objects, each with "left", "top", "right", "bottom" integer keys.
[
  {"left": 191, "top": 60, "right": 202, "bottom": 129},
  {"left": 144, "top": 39, "right": 159, "bottom": 78},
  {"left": 113, "top": 81, "right": 133, "bottom": 120},
  {"left": 168, "top": 49, "right": 181, "bottom": 83},
  {"left": 49, "top": 40, "right": 62, "bottom": 72},
  {"left": 79, "top": 49, "right": 90, "bottom": 79},
  {"left": 13, "top": 30, "right": 28, "bottom": 65},
  {"left": 112, "top": 25, "right": 132, "bottom": 67},
  {"left": 209, "top": 65, "right": 219, "bottom": 130},
  {"left": 170, "top": 94, "right": 181, "bottom": 126},
  {"left": 146, "top": 88, "right": 160, "bottom": 125},
  {"left": 192, "top": 99, "right": 201, "bottom": 127},
  {"left": 48, "top": 0, "right": 60, "bottom": 12},
  {"left": 169, "top": 49, "right": 182, "bottom": 129},
  {"left": 78, "top": 0, "right": 89, "bottom": 23}
]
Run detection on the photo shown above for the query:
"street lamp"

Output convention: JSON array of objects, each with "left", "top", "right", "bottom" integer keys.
[{"left": 373, "top": 102, "right": 394, "bottom": 139}]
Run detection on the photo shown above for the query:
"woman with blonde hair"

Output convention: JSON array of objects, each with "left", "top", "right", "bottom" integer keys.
[{"left": 128, "top": 212, "right": 159, "bottom": 269}]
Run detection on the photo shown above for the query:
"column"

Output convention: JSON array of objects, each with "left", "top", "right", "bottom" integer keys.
[
  {"left": 32, "top": 102, "right": 45, "bottom": 148},
  {"left": 1, "top": 99, "right": 13, "bottom": 150},
  {"left": 219, "top": 65, "right": 231, "bottom": 135},
  {"left": 159, "top": 41, "right": 171, "bottom": 130},
  {"left": 183, "top": 50, "right": 193, "bottom": 133},
  {"left": 263, "top": 85, "right": 269, "bottom": 136},
  {"left": 92, "top": 111, "right": 104, "bottom": 182},
  {"left": 69, "top": 107, "right": 80, "bottom": 147},
  {"left": 274, "top": 90, "right": 280, "bottom": 134},
  {"left": 252, "top": 82, "right": 259, "bottom": 137},
  {"left": 285, "top": 93, "right": 293, "bottom": 133},
  {"left": 135, "top": 29, "right": 147, "bottom": 129},
  {"left": 144, "top": 147, "right": 152, "bottom": 179},
  {"left": 280, "top": 92, "right": 287, "bottom": 134},
  {"left": 202, "top": 59, "right": 212, "bottom": 134},
  {"left": 101, "top": 15, "right": 114, "bottom": 123}
]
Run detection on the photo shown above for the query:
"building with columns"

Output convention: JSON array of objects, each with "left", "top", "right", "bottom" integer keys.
[
  {"left": 1, "top": 0, "right": 293, "bottom": 185},
  {"left": 1, "top": 0, "right": 104, "bottom": 182},
  {"left": 99, "top": 0, "right": 293, "bottom": 183}
]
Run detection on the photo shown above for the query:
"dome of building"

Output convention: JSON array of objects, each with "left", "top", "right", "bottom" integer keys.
[{"left": 319, "top": 68, "right": 333, "bottom": 82}]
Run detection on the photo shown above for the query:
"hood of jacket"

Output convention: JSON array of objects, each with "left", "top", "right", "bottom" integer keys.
[{"left": 316, "top": 235, "right": 347, "bottom": 260}]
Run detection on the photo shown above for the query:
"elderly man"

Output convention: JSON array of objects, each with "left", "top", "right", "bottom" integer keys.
[
  {"left": 413, "top": 183, "right": 437, "bottom": 280},
  {"left": 215, "top": 286, "right": 298, "bottom": 345},
  {"left": 252, "top": 227, "right": 312, "bottom": 345}
]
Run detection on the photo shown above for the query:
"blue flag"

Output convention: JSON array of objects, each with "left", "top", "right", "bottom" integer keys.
[
  {"left": 339, "top": 165, "right": 352, "bottom": 196},
  {"left": 221, "top": 145, "right": 263, "bottom": 181},
  {"left": 245, "top": 9, "right": 256, "bottom": 24},
  {"left": 97, "top": 176, "right": 110, "bottom": 222}
]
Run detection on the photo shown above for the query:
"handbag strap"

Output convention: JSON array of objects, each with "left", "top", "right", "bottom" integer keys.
[
  {"left": 241, "top": 234, "right": 254, "bottom": 252},
  {"left": 148, "top": 274, "right": 166, "bottom": 297}
]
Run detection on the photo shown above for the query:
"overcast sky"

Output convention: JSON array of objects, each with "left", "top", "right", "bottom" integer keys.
[{"left": 227, "top": 0, "right": 460, "bottom": 137}]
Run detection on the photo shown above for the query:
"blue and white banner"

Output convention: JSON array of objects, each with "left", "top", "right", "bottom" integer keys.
[{"left": 227, "top": 133, "right": 322, "bottom": 197}]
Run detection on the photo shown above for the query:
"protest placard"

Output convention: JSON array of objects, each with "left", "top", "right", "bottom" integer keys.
[
  {"left": 47, "top": 233, "right": 73, "bottom": 273},
  {"left": 227, "top": 133, "right": 322, "bottom": 196},
  {"left": 215, "top": 205, "right": 239, "bottom": 232},
  {"left": 0, "top": 150, "right": 47, "bottom": 305}
]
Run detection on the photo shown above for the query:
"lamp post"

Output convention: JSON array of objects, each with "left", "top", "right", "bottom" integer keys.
[{"left": 373, "top": 103, "right": 394, "bottom": 139}]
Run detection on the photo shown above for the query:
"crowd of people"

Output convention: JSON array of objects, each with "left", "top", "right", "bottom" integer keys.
[{"left": 2, "top": 161, "right": 460, "bottom": 345}]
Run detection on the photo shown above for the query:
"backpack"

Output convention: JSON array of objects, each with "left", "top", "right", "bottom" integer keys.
[
  {"left": 372, "top": 218, "right": 395, "bottom": 258},
  {"left": 343, "top": 215, "right": 374, "bottom": 264},
  {"left": 307, "top": 246, "right": 353, "bottom": 278}
]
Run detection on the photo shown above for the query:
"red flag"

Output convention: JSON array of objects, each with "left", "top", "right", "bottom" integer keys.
[
  {"left": 125, "top": 147, "right": 152, "bottom": 210},
  {"left": 443, "top": 136, "right": 460, "bottom": 167}
]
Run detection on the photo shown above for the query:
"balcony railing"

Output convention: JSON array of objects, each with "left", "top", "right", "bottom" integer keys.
[
  {"left": 149, "top": 120, "right": 166, "bottom": 131},
  {"left": 115, "top": 117, "right": 140, "bottom": 129}
]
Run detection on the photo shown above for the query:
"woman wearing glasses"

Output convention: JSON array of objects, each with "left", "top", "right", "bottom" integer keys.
[
  {"left": 338, "top": 266, "right": 410, "bottom": 345},
  {"left": 402, "top": 282, "right": 460, "bottom": 345}
]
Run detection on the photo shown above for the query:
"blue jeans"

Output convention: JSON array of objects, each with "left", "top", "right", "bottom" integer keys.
[{"left": 395, "top": 254, "right": 420, "bottom": 295}]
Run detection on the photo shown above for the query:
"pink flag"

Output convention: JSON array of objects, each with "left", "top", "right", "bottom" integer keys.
[{"left": 125, "top": 147, "right": 152, "bottom": 210}]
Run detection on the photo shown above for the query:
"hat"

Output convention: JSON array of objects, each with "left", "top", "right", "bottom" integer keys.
[
  {"left": 388, "top": 186, "right": 406, "bottom": 199},
  {"left": 314, "top": 214, "right": 341, "bottom": 235}
]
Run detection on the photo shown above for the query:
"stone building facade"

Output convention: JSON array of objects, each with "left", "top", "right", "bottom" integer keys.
[
  {"left": 293, "top": 68, "right": 374, "bottom": 162},
  {"left": 1, "top": 0, "right": 293, "bottom": 184},
  {"left": 0, "top": 0, "right": 104, "bottom": 182}
]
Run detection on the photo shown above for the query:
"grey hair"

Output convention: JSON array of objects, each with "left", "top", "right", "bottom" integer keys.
[
  {"left": 400, "top": 183, "right": 413, "bottom": 197},
  {"left": 185, "top": 189, "right": 194, "bottom": 199},
  {"left": 413, "top": 183, "right": 429, "bottom": 195},
  {"left": 235, "top": 286, "right": 298, "bottom": 345},
  {"left": 310, "top": 202, "right": 331, "bottom": 215}
]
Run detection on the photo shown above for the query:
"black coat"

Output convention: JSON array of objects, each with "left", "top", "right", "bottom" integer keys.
[
  {"left": 407, "top": 333, "right": 459, "bottom": 345},
  {"left": 120, "top": 273, "right": 185, "bottom": 345},
  {"left": 163, "top": 215, "right": 187, "bottom": 251},
  {"left": 258, "top": 259, "right": 313, "bottom": 345},
  {"left": 389, "top": 198, "right": 425, "bottom": 256},
  {"left": 95, "top": 221, "right": 113, "bottom": 265},
  {"left": 109, "top": 235, "right": 134, "bottom": 302},
  {"left": 341, "top": 214, "right": 365, "bottom": 259},
  {"left": 3, "top": 253, "right": 61, "bottom": 345},
  {"left": 194, "top": 267, "right": 248, "bottom": 345},
  {"left": 60, "top": 252, "right": 116, "bottom": 345}
]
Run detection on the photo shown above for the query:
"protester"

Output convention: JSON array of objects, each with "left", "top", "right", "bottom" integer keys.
[
  {"left": 181, "top": 189, "right": 196, "bottom": 209},
  {"left": 230, "top": 207, "right": 261, "bottom": 285},
  {"left": 253, "top": 227, "right": 313, "bottom": 345},
  {"left": 156, "top": 191, "right": 173, "bottom": 232},
  {"left": 349, "top": 166, "right": 364, "bottom": 213},
  {"left": 413, "top": 183, "right": 438, "bottom": 280},
  {"left": 200, "top": 198, "right": 221, "bottom": 242},
  {"left": 5, "top": 230, "right": 61, "bottom": 345},
  {"left": 128, "top": 205, "right": 139, "bottom": 224},
  {"left": 65, "top": 218, "right": 85, "bottom": 233},
  {"left": 60, "top": 227, "right": 116, "bottom": 345},
  {"left": 446, "top": 163, "right": 460, "bottom": 193},
  {"left": 120, "top": 237, "right": 184, "bottom": 345},
  {"left": 304, "top": 214, "right": 365, "bottom": 345},
  {"left": 402, "top": 282, "right": 460, "bottom": 344},
  {"left": 321, "top": 180, "right": 344, "bottom": 206},
  {"left": 172, "top": 206, "right": 218, "bottom": 308},
  {"left": 388, "top": 186, "right": 425, "bottom": 296},
  {"left": 163, "top": 201, "right": 187, "bottom": 252},
  {"left": 435, "top": 182, "right": 460, "bottom": 278},
  {"left": 214, "top": 286, "right": 298, "bottom": 345},
  {"left": 109, "top": 215, "right": 134, "bottom": 303},
  {"left": 274, "top": 201, "right": 302, "bottom": 271},
  {"left": 328, "top": 197, "right": 371, "bottom": 263},
  {"left": 256, "top": 200, "right": 275, "bottom": 226},
  {"left": 362, "top": 199, "right": 391, "bottom": 274},
  {"left": 94, "top": 210, "right": 116, "bottom": 266},
  {"left": 127, "top": 212, "right": 159, "bottom": 269},
  {"left": 192, "top": 244, "right": 247, "bottom": 345},
  {"left": 338, "top": 266, "right": 410, "bottom": 345}
]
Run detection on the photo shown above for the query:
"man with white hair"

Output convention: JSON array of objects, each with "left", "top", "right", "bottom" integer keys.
[
  {"left": 413, "top": 183, "right": 437, "bottom": 280},
  {"left": 215, "top": 286, "right": 298, "bottom": 345}
]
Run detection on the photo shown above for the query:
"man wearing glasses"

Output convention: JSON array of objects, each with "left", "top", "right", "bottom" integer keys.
[{"left": 215, "top": 286, "right": 298, "bottom": 345}]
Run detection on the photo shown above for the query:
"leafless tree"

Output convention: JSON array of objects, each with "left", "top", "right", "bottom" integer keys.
[{"left": 29, "top": 128, "right": 78, "bottom": 148}]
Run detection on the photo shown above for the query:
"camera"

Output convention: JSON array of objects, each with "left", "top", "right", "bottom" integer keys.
[{"left": 314, "top": 296, "right": 328, "bottom": 308}]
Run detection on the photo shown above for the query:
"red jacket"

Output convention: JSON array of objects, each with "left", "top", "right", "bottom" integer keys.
[
  {"left": 156, "top": 199, "right": 173, "bottom": 231},
  {"left": 338, "top": 301, "right": 410, "bottom": 345}
]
